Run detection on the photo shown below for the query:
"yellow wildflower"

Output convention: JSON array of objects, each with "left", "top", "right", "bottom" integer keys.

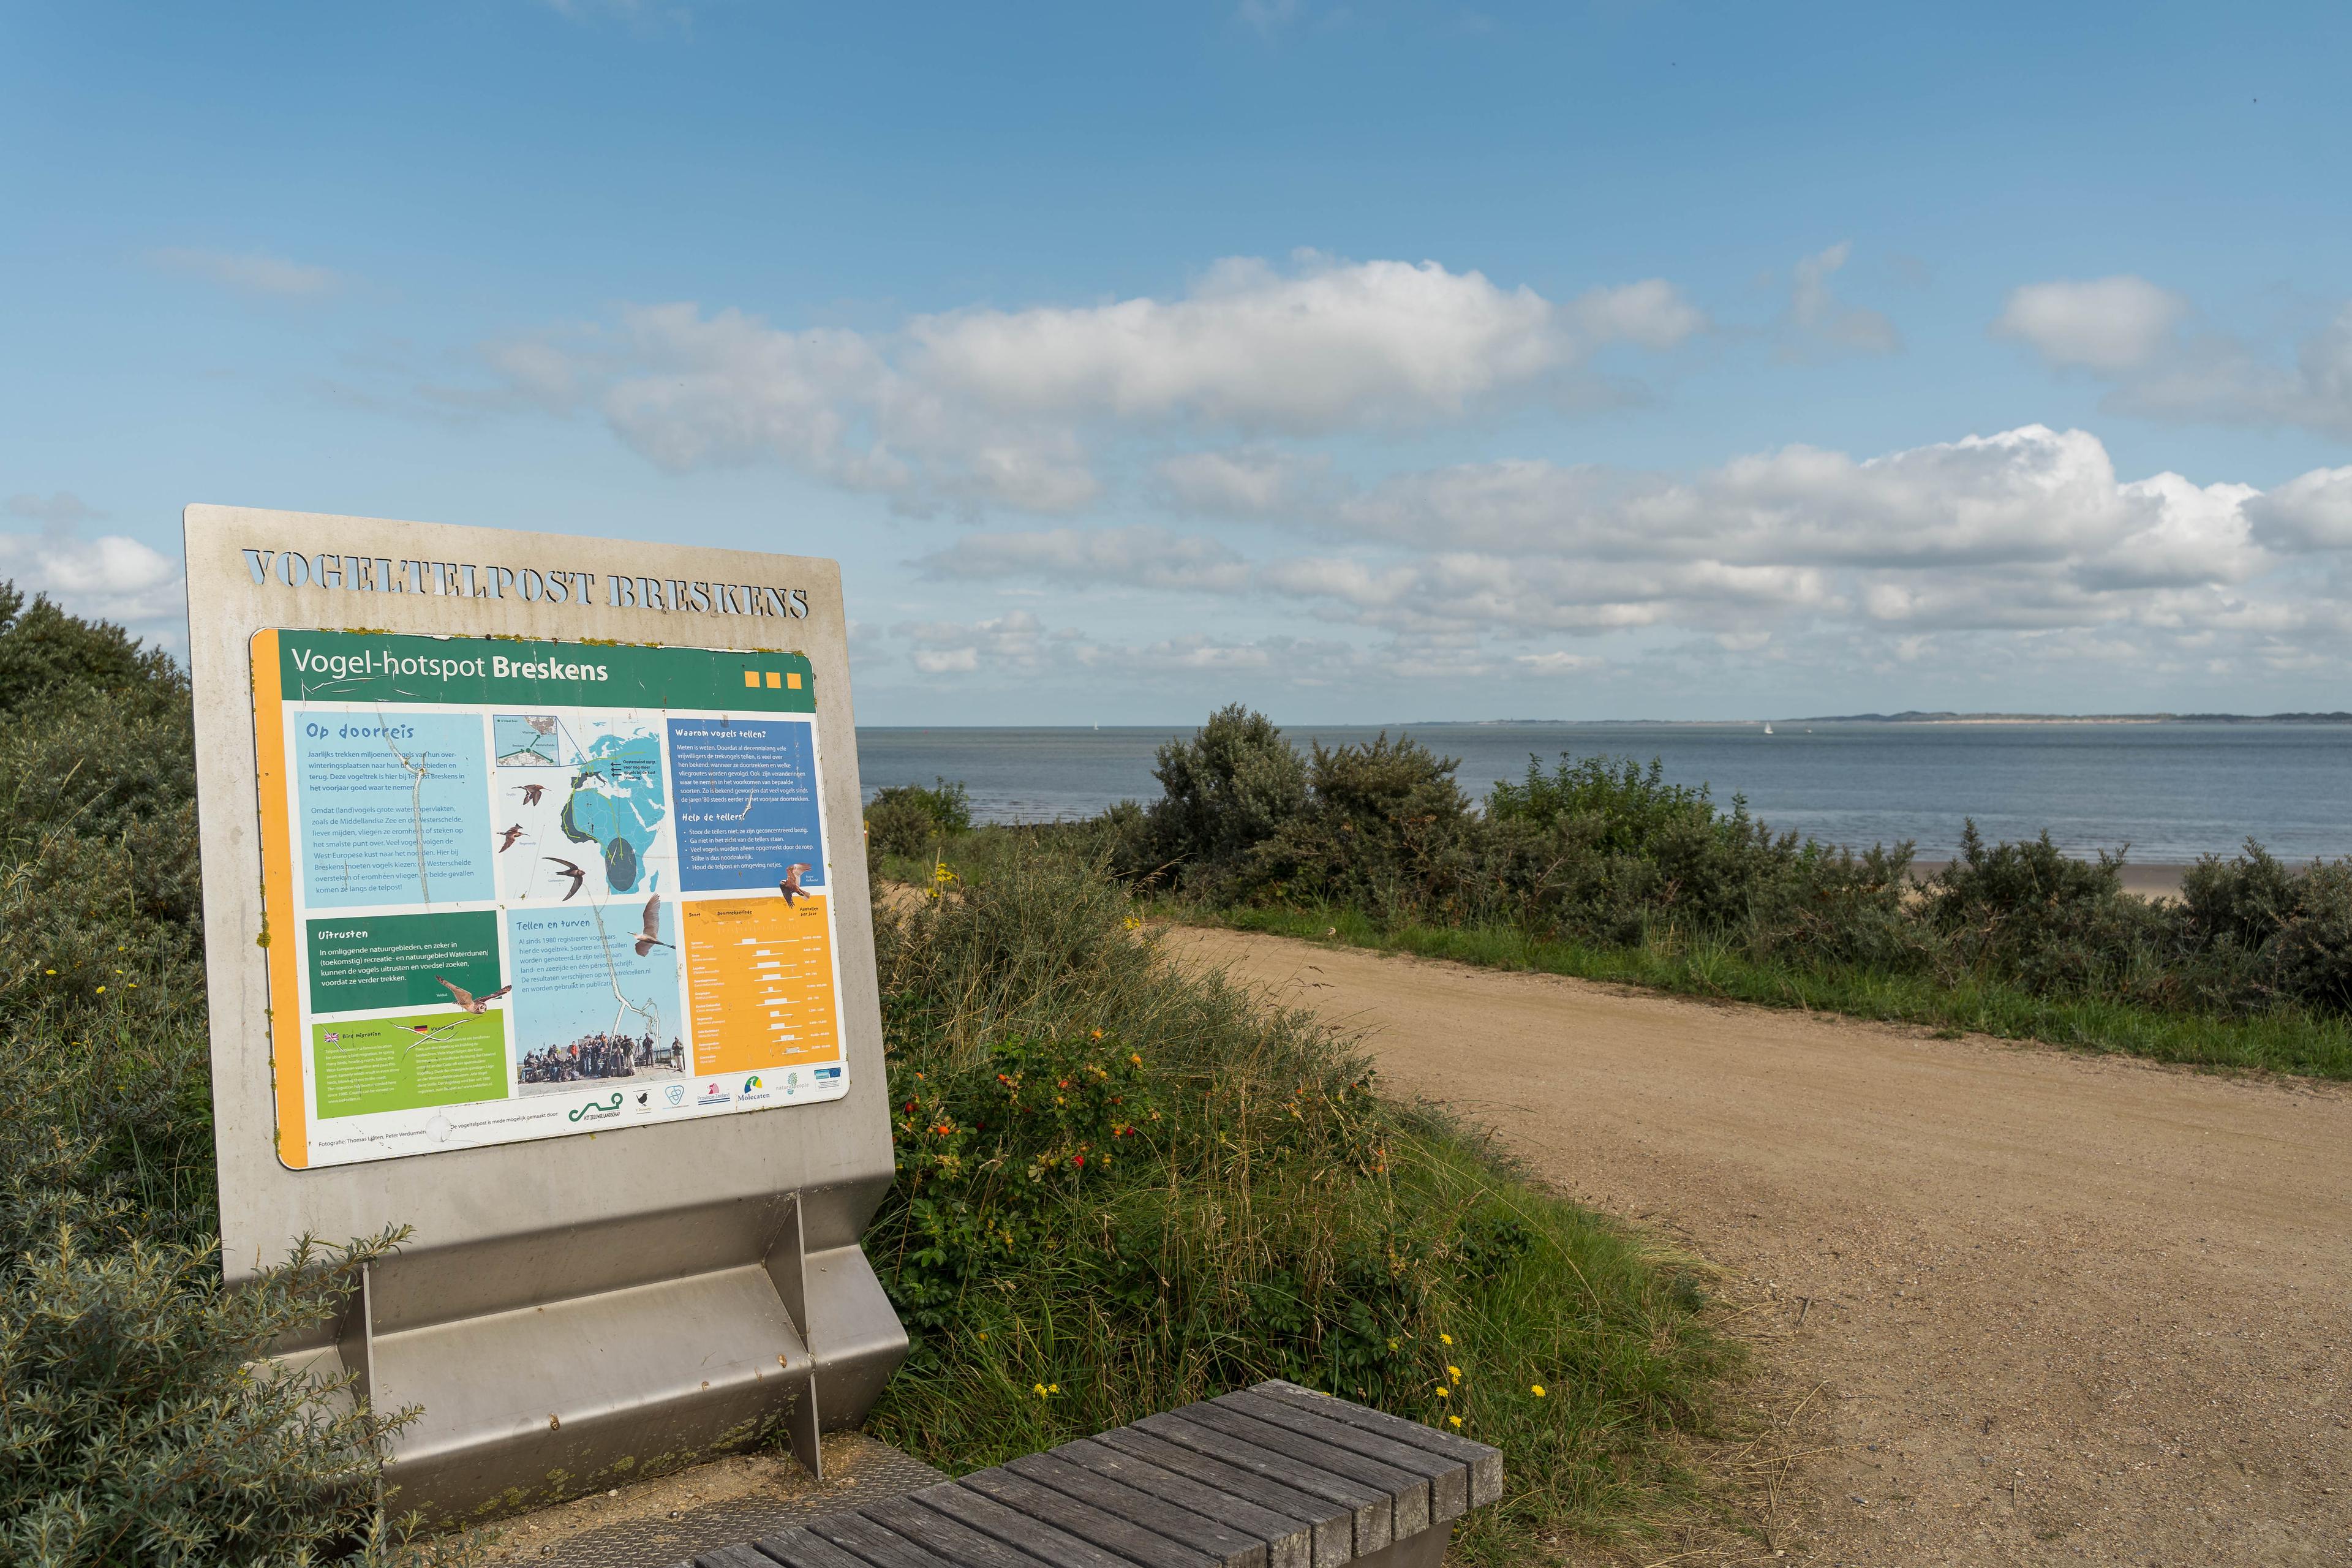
[
  {"left": 1447, "top": 1365, "right": 1461, "bottom": 1381},
  {"left": 1531, "top": 1384, "right": 1546, "bottom": 1397},
  {"left": 1439, "top": 1333, "right": 1453, "bottom": 1346},
  {"left": 1448, "top": 1415, "right": 1462, "bottom": 1429},
  {"left": 1434, "top": 1387, "right": 1449, "bottom": 1398},
  {"left": 1033, "top": 1383, "right": 1049, "bottom": 1397}
]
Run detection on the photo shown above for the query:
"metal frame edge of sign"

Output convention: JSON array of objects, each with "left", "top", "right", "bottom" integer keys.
[{"left": 181, "top": 503, "right": 907, "bottom": 1522}]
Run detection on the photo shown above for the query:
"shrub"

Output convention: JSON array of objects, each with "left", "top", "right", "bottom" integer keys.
[
  {"left": 1142, "top": 704, "right": 1308, "bottom": 891},
  {"left": 865, "top": 777, "right": 973, "bottom": 858},
  {"left": 1922, "top": 823, "right": 2165, "bottom": 995},
  {"left": 1241, "top": 733, "right": 1474, "bottom": 917}
]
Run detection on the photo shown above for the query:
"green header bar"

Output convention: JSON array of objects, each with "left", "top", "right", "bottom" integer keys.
[{"left": 273, "top": 630, "right": 815, "bottom": 712}]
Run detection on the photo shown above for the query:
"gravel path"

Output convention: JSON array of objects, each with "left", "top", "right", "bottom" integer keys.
[{"left": 1164, "top": 925, "right": 2352, "bottom": 1566}]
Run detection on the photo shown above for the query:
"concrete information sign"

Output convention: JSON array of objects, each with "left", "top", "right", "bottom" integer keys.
[
  {"left": 184, "top": 506, "right": 907, "bottom": 1520},
  {"left": 256, "top": 631, "right": 850, "bottom": 1167}
]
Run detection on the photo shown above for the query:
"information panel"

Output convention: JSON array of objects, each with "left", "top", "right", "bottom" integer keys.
[{"left": 252, "top": 628, "right": 849, "bottom": 1168}]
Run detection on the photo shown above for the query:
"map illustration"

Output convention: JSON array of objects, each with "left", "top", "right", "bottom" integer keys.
[{"left": 496, "top": 717, "right": 672, "bottom": 901}]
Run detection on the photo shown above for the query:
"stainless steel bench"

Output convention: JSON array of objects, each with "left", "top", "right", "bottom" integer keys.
[{"left": 669, "top": 1381, "right": 1503, "bottom": 1568}]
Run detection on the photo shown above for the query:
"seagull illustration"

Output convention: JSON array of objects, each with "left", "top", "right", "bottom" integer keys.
[
  {"left": 778, "top": 863, "right": 813, "bottom": 905},
  {"left": 438, "top": 977, "right": 513, "bottom": 1013},
  {"left": 634, "top": 894, "right": 674, "bottom": 956},
  {"left": 546, "top": 857, "right": 587, "bottom": 900},
  {"left": 515, "top": 783, "right": 546, "bottom": 806},
  {"left": 497, "top": 824, "right": 527, "bottom": 853}
]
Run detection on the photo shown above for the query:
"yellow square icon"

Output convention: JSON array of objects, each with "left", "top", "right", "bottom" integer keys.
[
  {"left": 765, "top": 671, "right": 782, "bottom": 688},
  {"left": 743, "top": 670, "right": 760, "bottom": 688},
  {"left": 785, "top": 671, "right": 803, "bottom": 690}
]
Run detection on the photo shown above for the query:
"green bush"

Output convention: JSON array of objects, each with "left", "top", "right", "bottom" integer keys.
[
  {"left": 1142, "top": 703, "right": 1308, "bottom": 891},
  {"left": 865, "top": 777, "right": 974, "bottom": 858},
  {"left": 862, "top": 841, "right": 1736, "bottom": 1561}
]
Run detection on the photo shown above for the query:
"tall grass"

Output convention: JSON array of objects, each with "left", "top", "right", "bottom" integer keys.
[
  {"left": 1212, "top": 903, "right": 2352, "bottom": 1078},
  {"left": 862, "top": 842, "right": 1741, "bottom": 1562}
]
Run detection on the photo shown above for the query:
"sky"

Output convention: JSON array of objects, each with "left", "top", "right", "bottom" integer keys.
[{"left": 4, "top": 1, "right": 2350, "bottom": 724}]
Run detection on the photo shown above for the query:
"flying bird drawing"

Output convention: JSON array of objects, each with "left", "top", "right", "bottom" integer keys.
[
  {"left": 438, "top": 977, "right": 513, "bottom": 1014},
  {"left": 634, "top": 894, "right": 674, "bottom": 956},
  {"left": 515, "top": 783, "right": 546, "bottom": 806},
  {"left": 545, "top": 857, "right": 587, "bottom": 900},
  {"left": 778, "top": 863, "right": 813, "bottom": 905},
  {"left": 497, "top": 824, "right": 527, "bottom": 852}
]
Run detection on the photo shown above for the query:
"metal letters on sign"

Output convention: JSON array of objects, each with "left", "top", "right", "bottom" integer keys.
[{"left": 255, "top": 631, "right": 851, "bottom": 1167}]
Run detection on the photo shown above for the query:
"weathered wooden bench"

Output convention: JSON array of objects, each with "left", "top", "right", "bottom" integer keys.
[{"left": 669, "top": 1380, "right": 1503, "bottom": 1568}]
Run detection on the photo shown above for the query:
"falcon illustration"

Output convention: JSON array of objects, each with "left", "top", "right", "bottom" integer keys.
[
  {"left": 545, "top": 857, "right": 587, "bottom": 900},
  {"left": 497, "top": 824, "right": 527, "bottom": 853},
  {"left": 634, "top": 894, "right": 674, "bottom": 957},
  {"left": 437, "top": 977, "right": 513, "bottom": 1014},
  {"left": 515, "top": 783, "right": 546, "bottom": 806},
  {"left": 778, "top": 863, "right": 813, "bottom": 906}
]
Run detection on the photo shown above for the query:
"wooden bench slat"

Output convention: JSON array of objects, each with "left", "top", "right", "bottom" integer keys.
[
  {"left": 1005, "top": 1451, "right": 1267, "bottom": 1568},
  {"left": 1131, "top": 1412, "right": 1390, "bottom": 1558},
  {"left": 908, "top": 1482, "right": 1137, "bottom": 1568},
  {"left": 749, "top": 1526, "right": 876, "bottom": 1568},
  {"left": 1254, "top": 1381, "right": 1504, "bottom": 1507},
  {"left": 1212, "top": 1391, "right": 1469, "bottom": 1522},
  {"left": 1051, "top": 1438, "right": 1314, "bottom": 1568},
  {"left": 806, "top": 1510, "right": 963, "bottom": 1568},
  {"left": 861, "top": 1493, "right": 1064, "bottom": 1568},
  {"left": 1159, "top": 1404, "right": 1430, "bottom": 1542},
  {"left": 1090, "top": 1428, "right": 1354, "bottom": 1568},
  {"left": 695, "top": 1545, "right": 783, "bottom": 1568},
  {"left": 957, "top": 1466, "right": 1219, "bottom": 1568}
]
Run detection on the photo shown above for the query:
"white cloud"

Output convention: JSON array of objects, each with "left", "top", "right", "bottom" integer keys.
[
  {"left": 7, "top": 491, "right": 104, "bottom": 526},
  {"left": 919, "top": 526, "right": 1250, "bottom": 592},
  {"left": 1154, "top": 448, "right": 1323, "bottom": 516},
  {"left": 1992, "top": 275, "right": 2188, "bottom": 371},
  {"left": 2244, "top": 465, "right": 2352, "bottom": 551},
  {"left": 491, "top": 255, "right": 1705, "bottom": 514},
  {"left": 903, "top": 425, "right": 2352, "bottom": 674},
  {"left": 151, "top": 247, "right": 338, "bottom": 298},
  {"left": 895, "top": 609, "right": 1050, "bottom": 674},
  {"left": 0, "top": 519, "right": 185, "bottom": 642},
  {"left": 1783, "top": 242, "right": 1900, "bottom": 358},
  {"left": 1515, "top": 650, "right": 1605, "bottom": 673}
]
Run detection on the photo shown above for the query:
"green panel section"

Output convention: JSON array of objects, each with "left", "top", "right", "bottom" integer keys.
[
  {"left": 314, "top": 1011, "right": 510, "bottom": 1119},
  {"left": 306, "top": 910, "right": 503, "bottom": 1015},
  {"left": 275, "top": 631, "right": 816, "bottom": 712}
]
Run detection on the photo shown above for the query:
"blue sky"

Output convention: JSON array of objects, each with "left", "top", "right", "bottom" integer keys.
[{"left": 5, "top": 2, "right": 2349, "bottom": 722}]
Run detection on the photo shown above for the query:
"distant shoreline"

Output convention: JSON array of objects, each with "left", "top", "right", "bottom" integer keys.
[{"left": 1400, "top": 712, "right": 2352, "bottom": 727}]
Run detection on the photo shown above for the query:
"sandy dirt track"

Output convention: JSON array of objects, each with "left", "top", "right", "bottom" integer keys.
[{"left": 1164, "top": 926, "right": 2352, "bottom": 1566}]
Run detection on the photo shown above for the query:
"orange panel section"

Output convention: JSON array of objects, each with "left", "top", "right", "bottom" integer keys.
[
  {"left": 250, "top": 629, "right": 309, "bottom": 1169},
  {"left": 682, "top": 894, "right": 841, "bottom": 1074}
]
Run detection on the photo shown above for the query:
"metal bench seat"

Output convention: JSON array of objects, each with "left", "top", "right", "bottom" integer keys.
[{"left": 671, "top": 1381, "right": 1502, "bottom": 1568}]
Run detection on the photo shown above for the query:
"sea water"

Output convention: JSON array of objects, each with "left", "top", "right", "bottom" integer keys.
[{"left": 855, "top": 722, "right": 2352, "bottom": 864}]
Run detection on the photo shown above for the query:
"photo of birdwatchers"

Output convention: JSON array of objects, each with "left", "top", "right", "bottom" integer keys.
[
  {"left": 258, "top": 630, "right": 851, "bottom": 1169},
  {"left": 506, "top": 896, "right": 688, "bottom": 1097}
]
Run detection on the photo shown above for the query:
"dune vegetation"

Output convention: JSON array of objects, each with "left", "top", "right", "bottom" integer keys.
[
  {"left": 878, "top": 705, "right": 2352, "bottom": 1081},
  {"left": 2, "top": 590, "right": 1742, "bottom": 1565}
]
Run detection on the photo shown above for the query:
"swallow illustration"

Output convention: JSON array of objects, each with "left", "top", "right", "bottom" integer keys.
[
  {"left": 634, "top": 894, "right": 674, "bottom": 956},
  {"left": 516, "top": 783, "right": 546, "bottom": 805},
  {"left": 546, "top": 857, "right": 587, "bottom": 900},
  {"left": 497, "top": 824, "right": 527, "bottom": 852},
  {"left": 778, "top": 863, "right": 813, "bottom": 905},
  {"left": 438, "top": 977, "right": 513, "bottom": 1014}
]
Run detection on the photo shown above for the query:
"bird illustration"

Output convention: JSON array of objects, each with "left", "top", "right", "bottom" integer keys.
[
  {"left": 634, "top": 894, "right": 674, "bottom": 956},
  {"left": 497, "top": 824, "right": 527, "bottom": 853},
  {"left": 546, "top": 857, "right": 587, "bottom": 900},
  {"left": 438, "top": 977, "right": 513, "bottom": 1013},
  {"left": 516, "top": 783, "right": 546, "bottom": 805},
  {"left": 778, "top": 863, "right": 813, "bottom": 905}
]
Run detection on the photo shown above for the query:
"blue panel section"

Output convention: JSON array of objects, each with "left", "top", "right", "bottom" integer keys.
[
  {"left": 297, "top": 711, "right": 494, "bottom": 908},
  {"left": 668, "top": 718, "right": 828, "bottom": 894}
]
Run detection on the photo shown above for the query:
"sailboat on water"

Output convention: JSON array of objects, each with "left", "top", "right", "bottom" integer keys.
[{"left": 1762, "top": 721, "right": 1774, "bottom": 735}]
